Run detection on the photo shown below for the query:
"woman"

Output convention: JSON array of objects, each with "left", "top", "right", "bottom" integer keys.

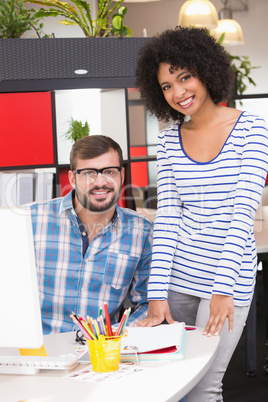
[{"left": 135, "top": 27, "right": 268, "bottom": 401}]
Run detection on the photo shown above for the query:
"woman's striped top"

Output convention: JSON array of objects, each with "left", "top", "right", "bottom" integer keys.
[{"left": 147, "top": 111, "right": 268, "bottom": 306}]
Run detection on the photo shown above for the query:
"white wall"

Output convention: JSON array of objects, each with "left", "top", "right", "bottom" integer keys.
[
  {"left": 55, "top": 89, "right": 102, "bottom": 164},
  {"left": 24, "top": 0, "right": 268, "bottom": 95},
  {"left": 55, "top": 88, "right": 128, "bottom": 164},
  {"left": 100, "top": 89, "right": 128, "bottom": 160}
]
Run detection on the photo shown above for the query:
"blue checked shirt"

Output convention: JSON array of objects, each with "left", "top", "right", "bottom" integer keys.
[{"left": 31, "top": 190, "right": 153, "bottom": 334}]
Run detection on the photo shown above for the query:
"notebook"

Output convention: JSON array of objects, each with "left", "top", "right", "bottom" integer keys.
[
  {"left": 121, "top": 329, "right": 186, "bottom": 362},
  {"left": 120, "top": 322, "right": 186, "bottom": 362}
]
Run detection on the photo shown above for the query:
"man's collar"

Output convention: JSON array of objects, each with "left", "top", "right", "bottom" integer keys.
[
  {"left": 59, "top": 189, "right": 75, "bottom": 215},
  {"left": 114, "top": 204, "right": 123, "bottom": 223}
]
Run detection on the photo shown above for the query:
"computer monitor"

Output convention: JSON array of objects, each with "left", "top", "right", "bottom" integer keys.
[{"left": 0, "top": 206, "right": 43, "bottom": 349}]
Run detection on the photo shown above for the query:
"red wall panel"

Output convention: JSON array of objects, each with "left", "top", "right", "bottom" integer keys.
[
  {"left": 0, "top": 92, "right": 54, "bottom": 167},
  {"left": 130, "top": 146, "right": 148, "bottom": 188}
]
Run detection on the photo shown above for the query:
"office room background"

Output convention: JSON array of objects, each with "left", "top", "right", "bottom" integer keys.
[{"left": 1, "top": 1, "right": 268, "bottom": 401}]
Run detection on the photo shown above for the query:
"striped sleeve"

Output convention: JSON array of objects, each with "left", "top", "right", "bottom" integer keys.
[
  {"left": 213, "top": 115, "right": 268, "bottom": 296},
  {"left": 147, "top": 128, "right": 181, "bottom": 300}
]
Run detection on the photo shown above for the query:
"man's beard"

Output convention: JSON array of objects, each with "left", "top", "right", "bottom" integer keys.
[{"left": 75, "top": 184, "right": 122, "bottom": 213}]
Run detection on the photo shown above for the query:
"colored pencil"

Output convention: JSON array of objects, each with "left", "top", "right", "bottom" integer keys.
[
  {"left": 81, "top": 318, "right": 97, "bottom": 340},
  {"left": 120, "top": 307, "right": 131, "bottom": 335},
  {"left": 114, "top": 310, "right": 127, "bottom": 336},
  {"left": 104, "top": 302, "right": 113, "bottom": 336},
  {"left": 70, "top": 313, "right": 92, "bottom": 339},
  {"left": 86, "top": 315, "right": 95, "bottom": 335},
  {"left": 99, "top": 315, "right": 106, "bottom": 336},
  {"left": 93, "top": 319, "right": 100, "bottom": 338},
  {"left": 97, "top": 317, "right": 104, "bottom": 335}
]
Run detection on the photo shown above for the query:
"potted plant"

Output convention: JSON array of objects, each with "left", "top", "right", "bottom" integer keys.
[
  {"left": 26, "top": 0, "right": 132, "bottom": 37},
  {"left": 228, "top": 54, "right": 258, "bottom": 97},
  {"left": 65, "top": 118, "right": 90, "bottom": 142},
  {"left": 0, "top": 0, "right": 49, "bottom": 38},
  {"left": 217, "top": 33, "right": 259, "bottom": 97}
]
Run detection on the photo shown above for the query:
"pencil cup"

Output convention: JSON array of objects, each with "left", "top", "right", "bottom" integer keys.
[{"left": 87, "top": 335, "right": 122, "bottom": 372}]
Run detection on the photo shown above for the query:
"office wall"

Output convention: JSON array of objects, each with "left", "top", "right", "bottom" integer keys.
[
  {"left": 123, "top": 0, "right": 268, "bottom": 95},
  {"left": 24, "top": 0, "right": 268, "bottom": 95}
]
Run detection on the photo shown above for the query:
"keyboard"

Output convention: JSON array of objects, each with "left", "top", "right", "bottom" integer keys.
[{"left": 0, "top": 354, "right": 79, "bottom": 375}]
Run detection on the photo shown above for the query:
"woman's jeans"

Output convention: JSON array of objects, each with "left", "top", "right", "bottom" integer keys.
[{"left": 168, "top": 291, "right": 250, "bottom": 402}]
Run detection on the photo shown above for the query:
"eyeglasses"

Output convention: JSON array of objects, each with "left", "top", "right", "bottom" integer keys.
[{"left": 73, "top": 166, "right": 122, "bottom": 183}]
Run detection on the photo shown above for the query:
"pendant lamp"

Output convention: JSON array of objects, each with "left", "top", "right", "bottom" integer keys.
[
  {"left": 178, "top": 0, "right": 218, "bottom": 30},
  {"left": 124, "top": 1, "right": 161, "bottom": 2},
  {"left": 211, "top": 0, "right": 244, "bottom": 45}
]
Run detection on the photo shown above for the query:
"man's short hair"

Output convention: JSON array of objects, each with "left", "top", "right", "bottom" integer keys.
[{"left": 70, "top": 135, "right": 123, "bottom": 170}]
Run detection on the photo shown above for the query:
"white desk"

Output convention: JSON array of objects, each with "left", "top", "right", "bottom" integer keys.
[{"left": 0, "top": 328, "right": 219, "bottom": 402}]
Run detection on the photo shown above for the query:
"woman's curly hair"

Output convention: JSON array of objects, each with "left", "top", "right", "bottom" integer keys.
[{"left": 135, "top": 26, "right": 235, "bottom": 123}]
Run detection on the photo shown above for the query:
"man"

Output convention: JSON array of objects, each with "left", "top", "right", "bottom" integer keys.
[{"left": 31, "top": 135, "right": 153, "bottom": 334}]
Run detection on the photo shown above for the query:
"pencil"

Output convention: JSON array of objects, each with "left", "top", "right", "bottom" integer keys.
[
  {"left": 104, "top": 302, "right": 113, "bottom": 337},
  {"left": 87, "top": 316, "right": 95, "bottom": 334},
  {"left": 81, "top": 318, "right": 97, "bottom": 340},
  {"left": 120, "top": 307, "right": 131, "bottom": 335},
  {"left": 97, "top": 317, "right": 104, "bottom": 335},
  {"left": 99, "top": 315, "right": 106, "bottom": 336},
  {"left": 93, "top": 319, "right": 100, "bottom": 339},
  {"left": 70, "top": 313, "right": 92, "bottom": 339},
  {"left": 114, "top": 310, "right": 127, "bottom": 337}
]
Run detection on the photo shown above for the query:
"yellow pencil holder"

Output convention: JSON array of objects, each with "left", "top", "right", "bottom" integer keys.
[{"left": 87, "top": 335, "right": 122, "bottom": 372}]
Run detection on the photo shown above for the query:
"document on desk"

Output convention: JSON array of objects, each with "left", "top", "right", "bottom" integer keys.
[{"left": 121, "top": 322, "right": 186, "bottom": 361}]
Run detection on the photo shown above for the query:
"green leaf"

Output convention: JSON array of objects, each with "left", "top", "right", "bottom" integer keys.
[
  {"left": 112, "top": 15, "right": 122, "bottom": 31},
  {"left": 0, "top": 0, "right": 49, "bottom": 38},
  {"left": 117, "top": 6, "right": 127, "bottom": 17},
  {"left": 217, "top": 33, "right": 225, "bottom": 45},
  {"left": 65, "top": 118, "right": 90, "bottom": 142},
  {"left": 25, "top": 0, "right": 132, "bottom": 37}
]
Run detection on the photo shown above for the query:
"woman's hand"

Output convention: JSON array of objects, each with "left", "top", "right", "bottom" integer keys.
[
  {"left": 135, "top": 300, "right": 175, "bottom": 327},
  {"left": 203, "top": 294, "right": 234, "bottom": 336}
]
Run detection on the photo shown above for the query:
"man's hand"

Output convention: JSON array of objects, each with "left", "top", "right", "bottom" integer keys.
[
  {"left": 203, "top": 294, "right": 234, "bottom": 336},
  {"left": 135, "top": 300, "right": 175, "bottom": 327}
]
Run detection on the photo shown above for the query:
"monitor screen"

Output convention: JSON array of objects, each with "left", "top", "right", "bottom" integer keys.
[{"left": 0, "top": 206, "right": 43, "bottom": 349}]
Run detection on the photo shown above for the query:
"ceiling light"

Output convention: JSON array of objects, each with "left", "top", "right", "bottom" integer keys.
[
  {"left": 211, "top": 0, "right": 244, "bottom": 45},
  {"left": 123, "top": 1, "right": 161, "bottom": 2},
  {"left": 178, "top": 0, "right": 218, "bottom": 30}
]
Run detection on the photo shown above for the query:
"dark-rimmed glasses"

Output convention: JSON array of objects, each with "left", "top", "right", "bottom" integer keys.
[{"left": 73, "top": 166, "right": 122, "bottom": 183}]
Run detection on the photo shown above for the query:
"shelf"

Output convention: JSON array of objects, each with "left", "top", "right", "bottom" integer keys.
[{"left": 0, "top": 37, "right": 149, "bottom": 92}]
